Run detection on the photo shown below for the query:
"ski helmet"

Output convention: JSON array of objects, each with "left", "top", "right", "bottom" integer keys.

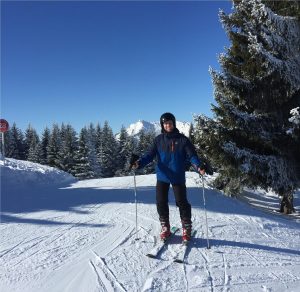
[{"left": 160, "top": 112, "right": 176, "bottom": 129}]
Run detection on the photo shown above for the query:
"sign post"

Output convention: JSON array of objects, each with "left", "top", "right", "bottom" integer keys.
[{"left": 0, "top": 119, "right": 9, "bottom": 161}]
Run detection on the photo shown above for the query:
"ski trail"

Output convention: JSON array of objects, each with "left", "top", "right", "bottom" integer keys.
[
  {"left": 182, "top": 261, "right": 189, "bottom": 292},
  {"left": 0, "top": 238, "right": 26, "bottom": 258},
  {"left": 89, "top": 260, "right": 111, "bottom": 292},
  {"left": 94, "top": 224, "right": 134, "bottom": 257},
  {"left": 141, "top": 260, "right": 174, "bottom": 291},
  {"left": 221, "top": 253, "right": 230, "bottom": 292},
  {"left": 242, "top": 247, "right": 289, "bottom": 290},
  {"left": 93, "top": 252, "right": 127, "bottom": 292},
  {"left": 225, "top": 214, "right": 300, "bottom": 284},
  {"left": 199, "top": 249, "right": 214, "bottom": 292}
]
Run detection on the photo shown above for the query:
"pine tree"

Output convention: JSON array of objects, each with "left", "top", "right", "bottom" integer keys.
[
  {"left": 86, "top": 123, "right": 101, "bottom": 177},
  {"left": 72, "top": 128, "right": 94, "bottom": 179},
  {"left": 136, "top": 130, "right": 155, "bottom": 174},
  {"left": 136, "top": 129, "right": 146, "bottom": 156},
  {"left": 143, "top": 131, "right": 156, "bottom": 174},
  {"left": 124, "top": 135, "right": 138, "bottom": 175},
  {"left": 47, "top": 124, "right": 61, "bottom": 168},
  {"left": 97, "top": 121, "right": 117, "bottom": 177},
  {"left": 189, "top": 123, "right": 195, "bottom": 145},
  {"left": 194, "top": 0, "right": 300, "bottom": 213},
  {"left": 115, "top": 126, "right": 130, "bottom": 176},
  {"left": 95, "top": 123, "right": 103, "bottom": 175},
  {"left": 24, "top": 124, "right": 38, "bottom": 160},
  {"left": 262, "top": 0, "right": 300, "bottom": 18},
  {"left": 5, "top": 123, "right": 25, "bottom": 159},
  {"left": 40, "top": 127, "right": 51, "bottom": 165},
  {"left": 27, "top": 128, "right": 41, "bottom": 163},
  {"left": 59, "top": 124, "right": 77, "bottom": 173}
]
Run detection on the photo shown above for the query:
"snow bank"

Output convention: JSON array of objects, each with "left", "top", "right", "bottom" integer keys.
[{"left": 0, "top": 158, "right": 76, "bottom": 187}]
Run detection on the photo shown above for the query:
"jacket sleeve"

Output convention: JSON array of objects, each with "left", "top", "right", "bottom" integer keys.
[
  {"left": 138, "top": 140, "right": 157, "bottom": 169},
  {"left": 184, "top": 138, "right": 201, "bottom": 169}
]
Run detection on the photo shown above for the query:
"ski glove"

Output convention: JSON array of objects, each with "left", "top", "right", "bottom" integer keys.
[
  {"left": 199, "top": 161, "right": 214, "bottom": 175},
  {"left": 129, "top": 154, "right": 140, "bottom": 170}
]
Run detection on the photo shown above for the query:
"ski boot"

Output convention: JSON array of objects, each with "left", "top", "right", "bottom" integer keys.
[
  {"left": 182, "top": 219, "right": 192, "bottom": 243},
  {"left": 159, "top": 219, "right": 171, "bottom": 241}
]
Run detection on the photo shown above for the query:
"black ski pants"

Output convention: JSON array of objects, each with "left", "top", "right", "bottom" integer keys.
[{"left": 156, "top": 180, "right": 191, "bottom": 222}]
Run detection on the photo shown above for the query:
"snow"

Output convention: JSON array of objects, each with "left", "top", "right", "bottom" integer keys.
[
  {"left": 233, "top": 0, "right": 300, "bottom": 93},
  {"left": 289, "top": 107, "right": 300, "bottom": 126},
  {"left": 125, "top": 120, "right": 191, "bottom": 138},
  {"left": 1, "top": 158, "right": 300, "bottom": 292}
]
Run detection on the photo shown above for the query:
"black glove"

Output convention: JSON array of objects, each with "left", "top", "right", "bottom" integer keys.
[
  {"left": 129, "top": 154, "right": 140, "bottom": 170},
  {"left": 199, "top": 161, "right": 214, "bottom": 175}
]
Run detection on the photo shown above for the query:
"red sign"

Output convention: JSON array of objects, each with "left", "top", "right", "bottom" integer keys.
[{"left": 0, "top": 119, "right": 9, "bottom": 133}]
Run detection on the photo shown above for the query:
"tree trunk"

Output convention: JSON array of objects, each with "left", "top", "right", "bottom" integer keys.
[{"left": 280, "top": 193, "right": 295, "bottom": 214}]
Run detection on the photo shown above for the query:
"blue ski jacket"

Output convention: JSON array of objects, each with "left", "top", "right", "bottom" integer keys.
[{"left": 138, "top": 128, "right": 201, "bottom": 184}]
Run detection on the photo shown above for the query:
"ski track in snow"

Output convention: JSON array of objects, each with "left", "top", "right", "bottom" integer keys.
[{"left": 1, "top": 159, "right": 300, "bottom": 292}]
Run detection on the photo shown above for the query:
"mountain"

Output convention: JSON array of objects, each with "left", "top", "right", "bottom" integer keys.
[
  {"left": 1, "top": 158, "right": 300, "bottom": 292},
  {"left": 125, "top": 120, "right": 191, "bottom": 138}
]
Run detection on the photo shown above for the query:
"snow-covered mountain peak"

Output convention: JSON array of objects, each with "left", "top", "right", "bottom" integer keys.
[
  {"left": 126, "top": 120, "right": 158, "bottom": 137},
  {"left": 126, "top": 120, "right": 191, "bottom": 137}
]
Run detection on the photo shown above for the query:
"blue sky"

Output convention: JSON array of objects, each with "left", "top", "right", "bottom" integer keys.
[{"left": 2, "top": 0, "right": 231, "bottom": 134}]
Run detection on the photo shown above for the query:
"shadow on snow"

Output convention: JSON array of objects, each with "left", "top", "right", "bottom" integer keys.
[{"left": 1, "top": 178, "right": 299, "bottom": 230}]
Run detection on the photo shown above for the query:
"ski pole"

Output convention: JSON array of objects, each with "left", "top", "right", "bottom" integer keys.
[
  {"left": 133, "top": 170, "right": 139, "bottom": 241},
  {"left": 201, "top": 174, "right": 210, "bottom": 249}
]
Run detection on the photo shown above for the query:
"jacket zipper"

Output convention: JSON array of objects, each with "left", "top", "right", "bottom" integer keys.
[{"left": 171, "top": 140, "right": 175, "bottom": 152}]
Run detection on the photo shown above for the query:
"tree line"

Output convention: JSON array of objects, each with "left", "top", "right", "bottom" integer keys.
[{"left": 2, "top": 121, "right": 156, "bottom": 179}]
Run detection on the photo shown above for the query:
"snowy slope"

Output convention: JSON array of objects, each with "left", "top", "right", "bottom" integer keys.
[{"left": 1, "top": 159, "right": 300, "bottom": 292}]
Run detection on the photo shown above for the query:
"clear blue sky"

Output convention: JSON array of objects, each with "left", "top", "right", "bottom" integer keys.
[{"left": 1, "top": 0, "right": 231, "bottom": 134}]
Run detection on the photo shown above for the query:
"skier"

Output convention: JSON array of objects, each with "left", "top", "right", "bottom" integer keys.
[{"left": 131, "top": 112, "right": 206, "bottom": 242}]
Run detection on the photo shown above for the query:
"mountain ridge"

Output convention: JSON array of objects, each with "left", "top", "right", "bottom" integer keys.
[{"left": 125, "top": 119, "right": 191, "bottom": 138}]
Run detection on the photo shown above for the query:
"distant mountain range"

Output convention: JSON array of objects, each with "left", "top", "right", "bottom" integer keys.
[{"left": 124, "top": 120, "right": 191, "bottom": 138}]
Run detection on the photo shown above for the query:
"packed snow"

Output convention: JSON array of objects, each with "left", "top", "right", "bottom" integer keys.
[{"left": 1, "top": 158, "right": 300, "bottom": 292}]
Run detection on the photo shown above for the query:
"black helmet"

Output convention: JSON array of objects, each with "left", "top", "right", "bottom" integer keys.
[{"left": 160, "top": 112, "right": 176, "bottom": 129}]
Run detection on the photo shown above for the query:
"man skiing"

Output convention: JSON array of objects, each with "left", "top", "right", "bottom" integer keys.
[{"left": 131, "top": 112, "right": 206, "bottom": 243}]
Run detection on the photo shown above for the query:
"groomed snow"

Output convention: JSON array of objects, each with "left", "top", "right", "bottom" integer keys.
[{"left": 1, "top": 158, "right": 300, "bottom": 292}]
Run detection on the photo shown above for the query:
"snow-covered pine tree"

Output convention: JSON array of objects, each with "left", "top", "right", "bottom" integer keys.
[
  {"left": 4, "top": 123, "right": 25, "bottom": 159},
  {"left": 95, "top": 123, "right": 103, "bottom": 175},
  {"left": 143, "top": 130, "right": 156, "bottom": 174},
  {"left": 136, "top": 129, "right": 146, "bottom": 156},
  {"left": 288, "top": 107, "right": 300, "bottom": 139},
  {"left": 262, "top": 0, "right": 300, "bottom": 18},
  {"left": 72, "top": 127, "right": 94, "bottom": 179},
  {"left": 136, "top": 129, "right": 155, "bottom": 174},
  {"left": 40, "top": 127, "right": 50, "bottom": 165},
  {"left": 97, "top": 121, "right": 117, "bottom": 177},
  {"left": 115, "top": 126, "right": 130, "bottom": 176},
  {"left": 189, "top": 123, "right": 195, "bottom": 145},
  {"left": 27, "top": 129, "right": 41, "bottom": 163},
  {"left": 47, "top": 124, "right": 61, "bottom": 168},
  {"left": 24, "top": 124, "right": 39, "bottom": 160},
  {"left": 58, "top": 124, "right": 78, "bottom": 173},
  {"left": 86, "top": 123, "right": 101, "bottom": 177},
  {"left": 194, "top": 0, "right": 300, "bottom": 214},
  {"left": 124, "top": 135, "right": 138, "bottom": 175}
]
